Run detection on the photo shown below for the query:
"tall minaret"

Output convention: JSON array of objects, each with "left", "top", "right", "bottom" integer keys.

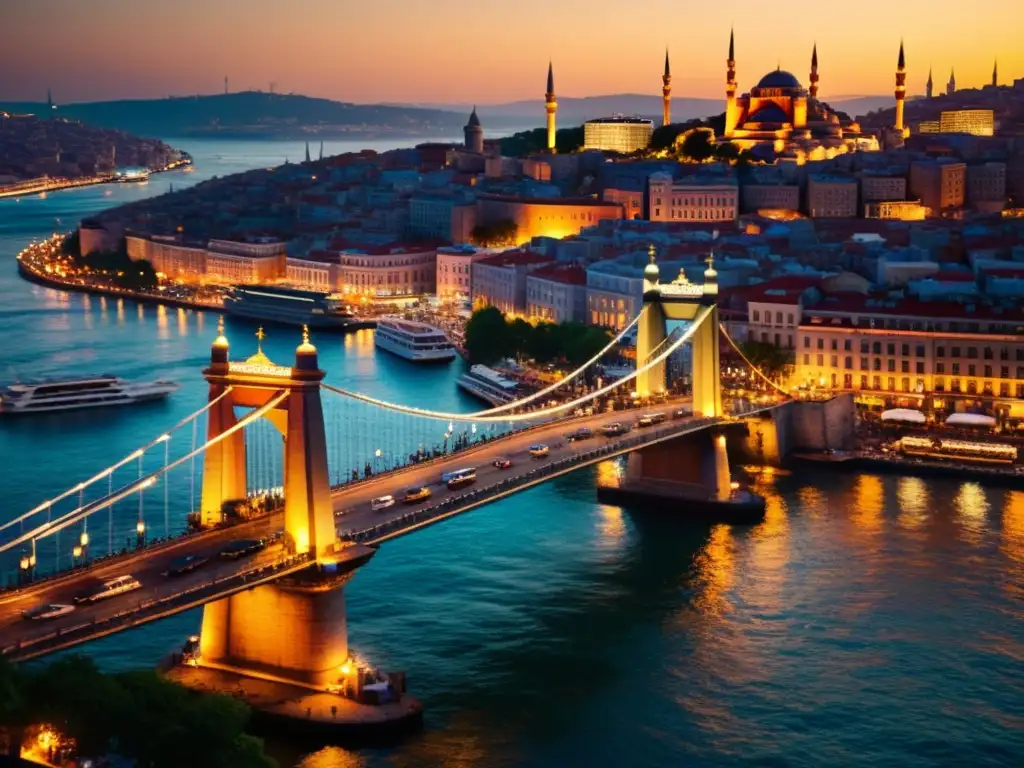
[
  {"left": 926, "top": 67, "right": 933, "bottom": 99},
  {"left": 725, "top": 28, "right": 739, "bottom": 137},
  {"left": 947, "top": 68, "right": 956, "bottom": 95},
  {"left": 894, "top": 40, "right": 907, "bottom": 134},
  {"left": 662, "top": 49, "right": 672, "bottom": 126},
  {"left": 545, "top": 61, "right": 558, "bottom": 151},
  {"left": 304, "top": 141, "right": 311, "bottom": 163},
  {"left": 992, "top": 59, "right": 998, "bottom": 87},
  {"left": 809, "top": 42, "right": 819, "bottom": 101}
]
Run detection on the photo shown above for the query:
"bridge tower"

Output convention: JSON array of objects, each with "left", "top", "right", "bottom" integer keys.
[
  {"left": 196, "top": 323, "right": 373, "bottom": 686},
  {"left": 200, "top": 320, "right": 335, "bottom": 556},
  {"left": 635, "top": 244, "right": 722, "bottom": 418}
]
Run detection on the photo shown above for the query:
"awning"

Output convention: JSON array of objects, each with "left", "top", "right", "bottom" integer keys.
[
  {"left": 881, "top": 408, "right": 926, "bottom": 423},
  {"left": 945, "top": 413, "right": 996, "bottom": 427}
]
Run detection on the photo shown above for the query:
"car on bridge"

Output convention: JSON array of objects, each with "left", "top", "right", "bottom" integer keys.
[
  {"left": 403, "top": 487, "right": 432, "bottom": 504},
  {"left": 447, "top": 468, "right": 478, "bottom": 490},
  {"left": 601, "top": 422, "right": 629, "bottom": 437},
  {"left": 73, "top": 575, "right": 142, "bottom": 605},
  {"left": 672, "top": 407, "right": 693, "bottom": 419},
  {"left": 566, "top": 428, "right": 594, "bottom": 442},
  {"left": 371, "top": 495, "right": 396, "bottom": 512},
  {"left": 492, "top": 457, "right": 513, "bottom": 470},
  {"left": 218, "top": 538, "right": 267, "bottom": 560},
  {"left": 162, "top": 554, "right": 210, "bottom": 577},
  {"left": 636, "top": 412, "right": 667, "bottom": 428},
  {"left": 529, "top": 444, "right": 550, "bottom": 459},
  {"left": 21, "top": 603, "right": 76, "bottom": 621}
]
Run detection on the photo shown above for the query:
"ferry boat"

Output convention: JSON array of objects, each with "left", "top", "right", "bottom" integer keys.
[
  {"left": 1, "top": 375, "right": 178, "bottom": 414},
  {"left": 456, "top": 364, "right": 520, "bottom": 406},
  {"left": 374, "top": 317, "right": 456, "bottom": 363},
  {"left": 224, "top": 285, "right": 359, "bottom": 329}
]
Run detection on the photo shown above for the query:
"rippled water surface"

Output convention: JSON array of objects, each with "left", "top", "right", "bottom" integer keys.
[{"left": 1, "top": 139, "right": 1022, "bottom": 767}]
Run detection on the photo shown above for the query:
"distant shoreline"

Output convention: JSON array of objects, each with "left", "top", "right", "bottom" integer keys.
[{"left": 0, "top": 156, "right": 192, "bottom": 201}]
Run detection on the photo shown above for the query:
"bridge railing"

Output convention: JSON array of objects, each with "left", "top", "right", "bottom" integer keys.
[
  {"left": 337, "top": 416, "right": 721, "bottom": 545},
  {"left": 1, "top": 551, "right": 313, "bottom": 661}
]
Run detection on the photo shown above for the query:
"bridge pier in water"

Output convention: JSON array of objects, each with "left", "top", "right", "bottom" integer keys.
[{"left": 170, "top": 325, "right": 422, "bottom": 738}]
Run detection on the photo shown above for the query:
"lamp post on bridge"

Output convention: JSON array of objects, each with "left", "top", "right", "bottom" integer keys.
[
  {"left": 157, "top": 433, "right": 171, "bottom": 539},
  {"left": 136, "top": 519, "right": 146, "bottom": 549}
]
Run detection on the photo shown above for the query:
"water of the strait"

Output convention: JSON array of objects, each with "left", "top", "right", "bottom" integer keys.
[{"left": 0, "top": 138, "right": 1020, "bottom": 767}]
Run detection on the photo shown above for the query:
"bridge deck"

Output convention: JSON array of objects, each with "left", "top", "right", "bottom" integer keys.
[{"left": 0, "top": 397, "right": 767, "bottom": 661}]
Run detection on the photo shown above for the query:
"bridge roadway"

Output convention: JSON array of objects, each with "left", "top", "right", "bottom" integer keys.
[{"left": 0, "top": 396, "right": 725, "bottom": 661}]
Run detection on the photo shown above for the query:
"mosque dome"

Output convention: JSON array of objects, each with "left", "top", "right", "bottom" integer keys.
[{"left": 754, "top": 69, "right": 802, "bottom": 90}]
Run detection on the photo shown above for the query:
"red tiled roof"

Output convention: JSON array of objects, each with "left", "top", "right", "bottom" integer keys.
[
  {"left": 528, "top": 264, "right": 587, "bottom": 285},
  {"left": 807, "top": 292, "right": 1024, "bottom": 322}
]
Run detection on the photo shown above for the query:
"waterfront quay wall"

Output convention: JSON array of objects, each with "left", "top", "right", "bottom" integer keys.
[{"left": 729, "top": 395, "right": 856, "bottom": 466}]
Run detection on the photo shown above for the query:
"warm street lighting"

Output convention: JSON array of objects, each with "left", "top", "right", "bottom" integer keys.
[
  {"left": 136, "top": 520, "right": 146, "bottom": 535},
  {"left": 79, "top": 531, "right": 89, "bottom": 547}
]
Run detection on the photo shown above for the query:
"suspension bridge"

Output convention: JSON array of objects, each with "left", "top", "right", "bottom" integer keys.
[{"left": 0, "top": 252, "right": 788, "bottom": 688}]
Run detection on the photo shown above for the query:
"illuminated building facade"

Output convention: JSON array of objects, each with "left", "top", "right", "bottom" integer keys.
[
  {"left": 864, "top": 200, "right": 927, "bottom": 220},
  {"left": 334, "top": 247, "right": 436, "bottom": 298},
  {"left": 127, "top": 235, "right": 286, "bottom": 285},
  {"left": 475, "top": 195, "right": 623, "bottom": 245},
  {"left": 720, "top": 31, "right": 879, "bottom": 158},
  {"left": 436, "top": 244, "right": 491, "bottom": 303},
  {"left": 647, "top": 172, "right": 739, "bottom": 222},
  {"left": 470, "top": 250, "right": 555, "bottom": 315},
  {"left": 526, "top": 264, "right": 588, "bottom": 323},
  {"left": 583, "top": 117, "right": 654, "bottom": 154},
  {"left": 793, "top": 314, "right": 1024, "bottom": 417},
  {"left": 938, "top": 109, "right": 995, "bottom": 136}
]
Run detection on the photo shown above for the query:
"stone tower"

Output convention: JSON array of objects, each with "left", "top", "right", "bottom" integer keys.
[
  {"left": 662, "top": 49, "right": 672, "bottom": 126},
  {"left": 926, "top": 66, "right": 933, "bottom": 99},
  {"left": 992, "top": 59, "right": 998, "bottom": 87},
  {"left": 947, "top": 68, "right": 956, "bottom": 96},
  {"left": 464, "top": 107, "right": 484, "bottom": 153},
  {"left": 545, "top": 61, "right": 557, "bottom": 151}
]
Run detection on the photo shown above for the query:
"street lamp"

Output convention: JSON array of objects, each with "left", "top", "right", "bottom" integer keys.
[
  {"left": 374, "top": 448, "right": 382, "bottom": 473},
  {"left": 136, "top": 519, "right": 146, "bottom": 549}
]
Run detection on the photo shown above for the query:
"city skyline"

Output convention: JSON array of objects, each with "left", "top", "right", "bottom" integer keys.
[{"left": 1, "top": 0, "right": 1021, "bottom": 105}]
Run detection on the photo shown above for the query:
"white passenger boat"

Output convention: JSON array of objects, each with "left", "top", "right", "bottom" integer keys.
[
  {"left": 374, "top": 317, "right": 457, "bottom": 362},
  {"left": 0, "top": 375, "right": 178, "bottom": 414},
  {"left": 456, "top": 364, "right": 520, "bottom": 406}
]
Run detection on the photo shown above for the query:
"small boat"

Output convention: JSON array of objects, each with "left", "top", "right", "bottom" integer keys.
[
  {"left": 1, "top": 375, "right": 178, "bottom": 414},
  {"left": 456, "top": 364, "right": 520, "bottom": 406}
]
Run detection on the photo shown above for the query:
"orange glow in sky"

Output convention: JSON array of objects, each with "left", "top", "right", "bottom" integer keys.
[{"left": 1, "top": 0, "right": 1020, "bottom": 104}]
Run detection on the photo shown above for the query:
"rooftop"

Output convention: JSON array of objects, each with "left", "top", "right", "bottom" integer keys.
[
  {"left": 476, "top": 250, "right": 555, "bottom": 268},
  {"left": 528, "top": 264, "right": 587, "bottom": 286}
]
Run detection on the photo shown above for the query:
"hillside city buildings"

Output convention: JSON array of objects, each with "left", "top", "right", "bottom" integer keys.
[{"left": 71, "top": 35, "right": 1024, "bottom": 420}]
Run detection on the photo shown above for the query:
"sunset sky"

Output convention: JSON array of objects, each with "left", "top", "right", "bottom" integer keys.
[{"left": 2, "top": 0, "right": 1020, "bottom": 105}]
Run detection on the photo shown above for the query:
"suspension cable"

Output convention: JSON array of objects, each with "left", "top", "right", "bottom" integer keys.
[
  {"left": 1, "top": 390, "right": 286, "bottom": 553},
  {"left": 0, "top": 387, "right": 234, "bottom": 535},
  {"left": 323, "top": 306, "right": 711, "bottom": 424},
  {"left": 718, "top": 323, "right": 791, "bottom": 396}
]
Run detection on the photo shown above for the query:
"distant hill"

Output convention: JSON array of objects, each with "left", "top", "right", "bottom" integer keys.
[
  {"left": 416, "top": 93, "right": 896, "bottom": 126},
  {"left": 0, "top": 92, "right": 467, "bottom": 140}
]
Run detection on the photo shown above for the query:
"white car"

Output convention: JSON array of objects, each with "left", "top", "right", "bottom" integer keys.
[
  {"left": 371, "top": 495, "right": 395, "bottom": 512},
  {"left": 529, "top": 444, "right": 550, "bottom": 458},
  {"left": 22, "top": 603, "right": 76, "bottom": 621},
  {"left": 74, "top": 574, "right": 142, "bottom": 605}
]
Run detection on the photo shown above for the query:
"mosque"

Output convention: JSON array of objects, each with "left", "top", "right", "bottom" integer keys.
[
  {"left": 528, "top": 30, "right": 894, "bottom": 163},
  {"left": 719, "top": 30, "right": 880, "bottom": 160}
]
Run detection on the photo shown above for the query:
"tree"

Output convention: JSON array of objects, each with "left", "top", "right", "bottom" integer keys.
[
  {"left": 508, "top": 317, "right": 533, "bottom": 361},
  {"left": 678, "top": 128, "right": 717, "bottom": 163},
  {"left": 465, "top": 306, "right": 512, "bottom": 364},
  {"left": 738, "top": 341, "right": 793, "bottom": 384},
  {"left": 471, "top": 219, "right": 518, "bottom": 248},
  {"left": 714, "top": 142, "right": 740, "bottom": 163}
]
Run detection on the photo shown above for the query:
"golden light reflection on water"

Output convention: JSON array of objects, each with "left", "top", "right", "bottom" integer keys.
[
  {"left": 294, "top": 746, "right": 365, "bottom": 768},
  {"left": 156, "top": 304, "right": 169, "bottom": 339},
  {"left": 177, "top": 308, "right": 188, "bottom": 336},
  {"left": 897, "top": 476, "right": 929, "bottom": 530},
  {"left": 116, "top": 299, "right": 125, "bottom": 325},
  {"left": 594, "top": 461, "right": 626, "bottom": 543},
  {"left": 852, "top": 475, "right": 884, "bottom": 534},
  {"left": 690, "top": 524, "right": 736, "bottom": 618},
  {"left": 954, "top": 482, "right": 989, "bottom": 544},
  {"left": 1001, "top": 492, "right": 1024, "bottom": 601}
]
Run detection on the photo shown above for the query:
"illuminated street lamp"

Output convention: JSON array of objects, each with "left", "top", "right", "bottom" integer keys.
[
  {"left": 136, "top": 519, "right": 146, "bottom": 549},
  {"left": 157, "top": 433, "right": 171, "bottom": 538}
]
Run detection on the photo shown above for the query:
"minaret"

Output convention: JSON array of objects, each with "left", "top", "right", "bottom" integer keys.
[
  {"left": 947, "top": 68, "right": 956, "bottom": 96},
  {"left": 894, "top": 41, "right": 907, "bottom": 134},
  {"left": 318, "top": 141, "right": 323, "bottom": 161},
  {"left": 809, "top": 43, "right": 819, "bottom": 101},
  {"left": 926, "top": 67, "right": 933, "bottom": 99},
  {"left": 304, "top": 142, "right": 311, "bottom": 163},
  {"left": 992, "top": 59, "right": 998, "bottom": 87},
  {"left": 662, "top": 49, "right": 672, "bottom": 127},
  {"left": 545, "top": 61, "right": 558, "bottom": 151},
  {"left": 724, "top": 28, "right": 739, "bottom": 137},
  {"left": 464, "top": 106, "right": 484, "bottom": 154}
]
